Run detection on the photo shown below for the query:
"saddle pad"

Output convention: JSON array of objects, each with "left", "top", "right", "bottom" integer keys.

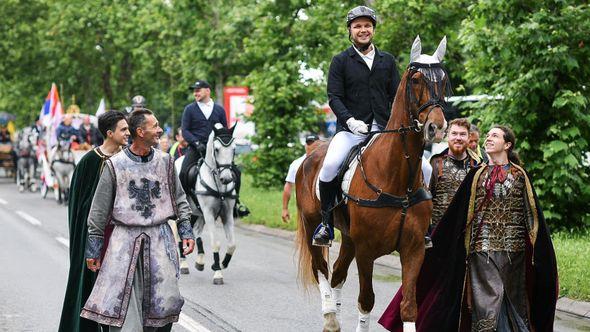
[{"left": 315, "top": 133, "right": 381, "bottom": 202}]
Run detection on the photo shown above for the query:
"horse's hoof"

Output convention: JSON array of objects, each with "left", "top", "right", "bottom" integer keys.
[
  {"left": 195, "top": 263, "right": 204, "bottom": 271},
  {"left": 213, "top": 278, "right": 224, "bottom": 285},
  {"left": 323, "top": 312, "right": 340, "bottom": 332},
  {"left": 180, "top": 267, "right": 190, "bottom": 274}
]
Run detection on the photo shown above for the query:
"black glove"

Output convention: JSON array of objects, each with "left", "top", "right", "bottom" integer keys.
[{"left": 191, "top": 141, "right": 207, "bottom": 156}]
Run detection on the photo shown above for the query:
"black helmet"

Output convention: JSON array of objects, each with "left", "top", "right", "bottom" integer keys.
[
  {"left": 131, "top": 95, "right": 146, "bottom": 108},
  {"left": 346, "top": 6, "right": 377, "bottom": 27}
]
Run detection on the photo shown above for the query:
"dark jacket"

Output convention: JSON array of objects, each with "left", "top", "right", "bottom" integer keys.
[
  {"left": 327, "top": 46, "right": 401, "bottom": 132},
  {"left": 79, "top": 124, "right": 101, "bottom": 146},
  {"left": 55, "top": 124, "right": 80, "bottom": 142},
  {"left": 181, "top": 101, "right": 228, "bottom": 145}
]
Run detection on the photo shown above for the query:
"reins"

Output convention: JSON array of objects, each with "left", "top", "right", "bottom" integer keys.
[{"left": 343, "top": 61, "right": 450, "bottom": 250}]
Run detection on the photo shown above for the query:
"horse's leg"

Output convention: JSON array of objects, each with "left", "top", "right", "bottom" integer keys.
[
  {"left": 355, "top": 247, "right": 375, "bottom": 332},
  {"left": 17, "top": 160, "right": 24, "bottom": 192},
  {"left": 398, "top": 226, "right": 425, "bottom": 332},
  {"left": 331, "top": 233, "right": 355, "bottom": 322},
  {"left": 220, "top": 199, "right": 236, "bottom": 269},
  {"left": 201, "top": 199, "right": 223, "bottom": 284}
]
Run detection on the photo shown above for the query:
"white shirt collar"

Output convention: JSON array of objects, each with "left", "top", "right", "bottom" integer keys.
[
  {"left": 353, "top": 44, "right": 375, "bottom": 69},
  {"left": 353, "top": 44, "right": 375, "bottom": 59}
]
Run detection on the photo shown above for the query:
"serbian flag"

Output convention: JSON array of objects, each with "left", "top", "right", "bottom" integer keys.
[
  {"left": 40, "top": 83, "right": 63, "bottom": 127},
  {"left": 39, "top": 83, "right": 63, "bottom": 146}
]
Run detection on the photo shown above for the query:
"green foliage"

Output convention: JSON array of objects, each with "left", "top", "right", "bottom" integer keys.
[
  {"left": 461, "top": 1, "right": 590, "bottom": 229},
  {"left": 240, "top": 173, "right": 297, "bottom": 230},
  {"left": 375, "top": 0, "right": 471, "bottom": 93},
  {"left": 1, "top": 0, "right": 589, "bottom": 228},
  {"left": 553, "top": 230, "right": 590, "bottom": 301},
  {"left": 241, "top": 0, "right": 354, "bottom": 188}
]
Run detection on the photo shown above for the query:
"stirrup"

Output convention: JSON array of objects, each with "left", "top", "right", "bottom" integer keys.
[
  {"left": 234, "top": 203, "right": 250, "bottom": 218},
  {"left": 425, "top": 235, "right": 433, "bottom": 249},
  {"left": 312, "top": 223, "right": 334, "bottom": 247}
]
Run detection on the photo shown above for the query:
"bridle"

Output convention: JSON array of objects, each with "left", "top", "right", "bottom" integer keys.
[
  {"left": 198, "top": 134, "right": 237, "bottom": 200},
  {"left": 204, "top": 134, "right": 235, "bottom": 177},
  {"left": 344, "top": 61, "right": 451, "bottom": 250}
]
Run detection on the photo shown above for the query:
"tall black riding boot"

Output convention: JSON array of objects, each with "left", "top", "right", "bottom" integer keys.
[{"left": 313, "top": 179, "right": 338, "bottom": 247}]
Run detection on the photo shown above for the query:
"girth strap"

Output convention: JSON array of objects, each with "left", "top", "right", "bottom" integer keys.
[
  {"left": 195, "top": 176, "right": 237, "bottom": 200},
  {"left": 343, "top": 187, "right": 432, "bottom": 208}
]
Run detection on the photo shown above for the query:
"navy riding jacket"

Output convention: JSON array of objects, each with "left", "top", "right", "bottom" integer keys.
[{"left": 181, "top": 102, "right": 228, "bottom": 145}]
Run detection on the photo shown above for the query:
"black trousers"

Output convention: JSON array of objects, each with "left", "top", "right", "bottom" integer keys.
[{"left": 179, "top": 145, "right": 203, "bottom": 196}]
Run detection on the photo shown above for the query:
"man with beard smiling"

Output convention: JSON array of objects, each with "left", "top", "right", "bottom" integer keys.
[
  {"left": 427, "top": 118, "right": 481, "bottom": 241},
  {"left": 313, "top": 5, "right": 401, "bottom": 246}
]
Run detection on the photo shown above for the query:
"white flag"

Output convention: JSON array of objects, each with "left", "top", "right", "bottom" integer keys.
[{"left": 95, "top": 98, "right": 106, "bottom": 117}]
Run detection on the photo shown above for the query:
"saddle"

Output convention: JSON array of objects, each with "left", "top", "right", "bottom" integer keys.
[
  {"left": 186, "top": 160, "right": 201, "bottom": 194},
  {"left": 315, "top": 133, "right": 380, "bottom": 202},
  {"left": 315, "top": 132, "right": 432, "bottom": 208}
]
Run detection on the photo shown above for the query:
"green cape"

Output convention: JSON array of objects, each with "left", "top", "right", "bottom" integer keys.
[{"left": 58, "top": 148, "right": 109, "bottom": 332}]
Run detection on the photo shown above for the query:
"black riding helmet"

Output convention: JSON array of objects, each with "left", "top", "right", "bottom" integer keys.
[{"left": 346, "top": 5, "right": 377, "bottom": 27}]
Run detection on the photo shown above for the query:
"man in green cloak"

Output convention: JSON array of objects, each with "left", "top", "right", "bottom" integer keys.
[{"left": 58, "top": 111, "right": 129, "bottom": 332}]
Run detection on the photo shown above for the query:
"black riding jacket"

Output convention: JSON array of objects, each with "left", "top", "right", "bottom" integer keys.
[{"left": 327, "top": 46, "right": 401, "bottom": 132}]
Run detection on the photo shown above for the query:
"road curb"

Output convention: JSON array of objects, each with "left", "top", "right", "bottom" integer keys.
[{"left": 236, "top": 221, "right": 590, "bottom": 320}]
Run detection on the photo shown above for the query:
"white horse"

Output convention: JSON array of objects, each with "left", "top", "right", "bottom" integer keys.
[
  {"left": 175, "top": 124, "right": 237, "bottom": 285},
  {"left": 50, "top": 137, "right": 75, "bottom": 204},
  {"left": 16, "top": 128, "right": 38, "bottom": 192}
]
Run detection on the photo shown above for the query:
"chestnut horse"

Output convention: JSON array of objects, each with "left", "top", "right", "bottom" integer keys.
[{"left": 295, "top": 36, "right": 450, "bottom": 332}]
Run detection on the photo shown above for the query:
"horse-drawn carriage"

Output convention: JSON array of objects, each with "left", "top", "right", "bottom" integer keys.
[
  {"left": 0, "top": 112, "right": 17, "bottom": 179},
  {"left": 0, "top": 142, "right": 16, "bottom": 179},
  {"left": 38, "top": 112, "right": 96, "bottom": 203}
]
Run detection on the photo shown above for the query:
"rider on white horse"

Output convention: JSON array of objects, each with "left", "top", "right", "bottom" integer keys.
[{"left": 179, "top": 79, "right": 249, "bottom": 218}]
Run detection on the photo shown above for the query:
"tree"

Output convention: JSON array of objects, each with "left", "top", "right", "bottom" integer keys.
[
  {"left": 242, "top": 0, "right": 356, "bottom": 188},
  {"left": 375, "top": 0, "right": 471, "bottom": 94},
  {"left": 0, "top": 0, "right": 50, "bottom": 126},
  {"left": 460, "top": 1, "right": 590, "bottom": 229}
]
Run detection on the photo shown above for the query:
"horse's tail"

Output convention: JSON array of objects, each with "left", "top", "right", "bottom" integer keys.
[
  {"left": 295, "top": 210, "right": 315, "bottom": 292},
  {"left": 296, "top": 209, "right": 331, "bottom": 293}
]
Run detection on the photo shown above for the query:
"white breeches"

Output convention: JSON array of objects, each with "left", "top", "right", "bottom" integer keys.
[{"left": 319, "top": 123, "right": 379, "bottom": 182}]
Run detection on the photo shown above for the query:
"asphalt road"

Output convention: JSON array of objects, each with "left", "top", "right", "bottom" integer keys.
[{"left": 0, "top": 177, "right": 588, "bottom": 331}]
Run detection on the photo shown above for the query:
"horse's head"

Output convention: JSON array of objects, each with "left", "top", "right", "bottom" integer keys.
[
  {"left": 207, "top": 123, "right": 236, "bottom": 185},
  {"left": 405, "top": 35, "right": 450, "bottom": 143}
]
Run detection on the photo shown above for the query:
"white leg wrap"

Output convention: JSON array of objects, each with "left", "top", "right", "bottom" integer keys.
[
  {"left": 196, "top": 253, "right": 205, "bottom": 265},
  {"left": 332, "top": 283, "right": 343, "bottom": 321},
  {"left": 355, "top": 308, "right": 370, "bottom": 332},
  {"left": 318, "top": 274, "right": 337, "bottom": 314},
  {"left": 403, "top": 322, "right": 416, "bottom": 332},
  {"left": 213, "top": 270, "right": 223, "bottom": 279}
]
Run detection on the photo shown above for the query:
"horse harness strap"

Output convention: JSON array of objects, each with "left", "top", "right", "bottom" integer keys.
[
  {"left": 195, "top": 159, "right": 237, "bottom": 201},
  {"left": 195, "top": 176, "right": 237, "bottom": 200},
  {"left": 343, "top": 187, "right": 431, "bottom": 209}
]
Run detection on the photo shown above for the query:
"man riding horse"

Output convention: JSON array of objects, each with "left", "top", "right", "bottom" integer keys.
[
  {"left": 179, "top": 80, "right": 249, "bottom": 217},
  {"left": 314, "top": 5, "right": 401, "bottom": 246}
]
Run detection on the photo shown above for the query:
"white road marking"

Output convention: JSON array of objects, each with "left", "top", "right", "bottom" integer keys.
[
  {"left": 0, "top": 198, "right": 7, "bottom": 205},
  {"left": 55, "top": 237, "right": 69, "bottom": 248},
  {"left": 178, "top": 313, "right": 211, "bottom": 332},
  {"left": 15, "top": 210, "right": 42, "bottom": 226}
]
